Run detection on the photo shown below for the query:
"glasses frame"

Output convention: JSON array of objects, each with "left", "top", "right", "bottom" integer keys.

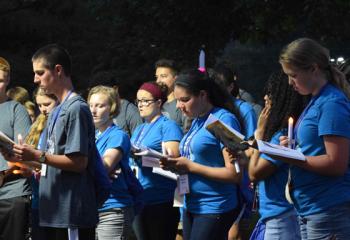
[{"left": 135, "top": 99, "right": 157, "bottom": 107}]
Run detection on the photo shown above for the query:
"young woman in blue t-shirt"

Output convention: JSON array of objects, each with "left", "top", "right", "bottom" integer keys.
[
  {"left": 248, "top": 71, "right": 308, "bottom": 239},
  {"left": 160, "top": 70, "right": 242, "bottom": 240},
  {"left": 131, "top": 81, "right": 183, "bottom": 240},
  {"left": 276, "top": 38, "right": 350, "bottom": 239},
  {"left": 88, "top": 85, "right": 134, "bottom": 239}
]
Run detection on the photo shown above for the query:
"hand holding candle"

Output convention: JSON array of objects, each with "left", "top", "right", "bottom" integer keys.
[{"left": 288, "top": 117, "right": 294, "bottom": 149}]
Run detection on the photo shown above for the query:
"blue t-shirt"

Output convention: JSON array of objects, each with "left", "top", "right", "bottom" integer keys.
[
  {"left": 130, "top": 115, "right": 183, "bottom": 205},
  {"left": 233, "top": 98, "right": 257, "bottom": 140},
  {"left": 258, "top": 130, "right": 294, "bottom": 222},
  {"left": 96, "top": 124, "right": 134, "bottom": 211},
  {"left": 181, "top": 107, "right": 240, "bottom": 214},
  {"left": 291, "top": 83, "right": 350, "bottom": 216}
]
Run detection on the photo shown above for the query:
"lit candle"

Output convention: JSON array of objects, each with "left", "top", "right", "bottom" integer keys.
[{"left": 288, "top": 117, "right": 293, "bottom": 149}]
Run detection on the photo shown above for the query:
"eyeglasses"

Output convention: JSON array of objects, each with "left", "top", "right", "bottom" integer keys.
[{"left": 135, "top": 99, "right": 156, "bottom": 107}]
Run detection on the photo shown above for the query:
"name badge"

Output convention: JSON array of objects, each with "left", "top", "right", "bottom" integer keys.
[
  {"left": 177, "top": 174, "right": 190, "bottom": 195},
  {"left": 41, "top": 164, "right": 47, "bottom": 177},
  {"left": 47, "top": 138, "right": 55, "bottom": 154}
]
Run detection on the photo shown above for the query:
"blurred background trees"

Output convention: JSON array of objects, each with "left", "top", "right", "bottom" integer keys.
[{"left": 1, "top": 0, "right": 349, "bottom": 102}]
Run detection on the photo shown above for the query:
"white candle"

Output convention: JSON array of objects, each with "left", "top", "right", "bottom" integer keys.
[
  {"left": 288, "top": 117, "right": 293, "bottom": 149},
  {"left": 198, "top": 49, "right": 205, "bottom": 72},
  {"left": 234, "top": 161, "right": 240, "bottom": 173},
  {"left": 161, "top": 142, "right": 167, "bottom": 155}
]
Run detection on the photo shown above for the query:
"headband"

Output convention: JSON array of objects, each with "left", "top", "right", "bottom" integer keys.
[{"left": 139, "top": 82, "right": 163, "bottom": 100}]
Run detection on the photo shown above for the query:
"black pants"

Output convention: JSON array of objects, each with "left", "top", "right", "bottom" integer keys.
[
  {"left": 0, "top": 195, "right": 30, "bottom": 240},
  {"left": 41, "top": 227, "right": 95, "bottom": 240},
  {"left": 133, "top": 202, "right": 180, "bottom": 240}
]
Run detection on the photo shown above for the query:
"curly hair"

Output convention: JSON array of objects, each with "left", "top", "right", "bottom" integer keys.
[{"left": 262, "top": 70, "right": 309, "bottom": 141}]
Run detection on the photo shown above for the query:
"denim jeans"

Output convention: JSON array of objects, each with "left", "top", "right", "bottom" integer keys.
[
  {"left": 96, "top": 206, "right": 134, "bottom": 240},
  {"left": 264, "top": 209, "right": 301, "bottom": 240},
  {"left": 183, "top": 208, "right": 239, "bottom": 240},
  {"left": 299, "top": 202, "right": 350, "bottom": 240}
]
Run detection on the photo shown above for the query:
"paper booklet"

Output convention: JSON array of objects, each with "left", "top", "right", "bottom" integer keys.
[
  {"left": 256, "top": 140, "right": 306, "bottom": 161},
  {"left": 132, "top": 145, "right": 166, "bottom": 159},
  {"left": 205, "top": 114, "right": 250, "bottom": 152},
  {"left": 205, "top": 114, "right": 306, "bottom": 161},
  {"left": 152, "top": 167, "right": 178, "bottom": 181},
  {"left": 0, "top": 131, "right": 15, "bottom": 152}
]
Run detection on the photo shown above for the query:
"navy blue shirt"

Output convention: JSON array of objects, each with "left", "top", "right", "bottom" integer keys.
[{"left": 39, "top": 95, "right": 98, "bottom": 228}]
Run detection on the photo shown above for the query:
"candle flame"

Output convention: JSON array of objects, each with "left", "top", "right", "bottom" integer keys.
[{"left": 288, "top": 117, "right": 293, "bottom": 125}]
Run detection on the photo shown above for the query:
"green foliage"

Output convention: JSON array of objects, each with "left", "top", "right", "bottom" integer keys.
[{"left": 0, "top": 0, "right": 349, "bottom": 101}]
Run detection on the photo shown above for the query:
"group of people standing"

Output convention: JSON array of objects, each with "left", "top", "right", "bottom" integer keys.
[{"left": 0, "top": 37, "right": 349, "bottom": 240}]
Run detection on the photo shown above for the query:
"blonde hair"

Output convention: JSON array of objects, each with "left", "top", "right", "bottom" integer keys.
[
  {"left": 24, "top": 100, "right": 36, "bottom": 115},
  {"left": 87, "top": 85, "right": 120, "bottom": 118},
  {"left": 279, "top": 38, "right": 350, "bottom": 99},
  {"left": 33, "top": 87, "right": 57, "bottom": 102},
  {"left": 0, "top": 57, "right": 10, "bottom": 72},
  {"left": 7, "top": 86, "right": 30, "bottom": 105},
  {"left": 25, "top": 113, "right": 48, "bottom": 147},
  {"left": 25, "top": 88, "right": 57, "bottom": 147}
]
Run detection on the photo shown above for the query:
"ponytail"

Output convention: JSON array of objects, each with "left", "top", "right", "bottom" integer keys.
[{"left": 328, "top": 65, "right": 350, "bottom": 99}]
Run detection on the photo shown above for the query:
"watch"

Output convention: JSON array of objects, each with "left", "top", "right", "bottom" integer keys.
[{"left": 38, "top": 151, "right": 46, "bottom": 163}]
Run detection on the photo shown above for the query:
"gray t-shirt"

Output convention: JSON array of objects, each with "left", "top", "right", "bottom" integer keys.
[
  {"left": 162, "top": 99, "right": 188, "bottom": 132},
  {"left": 0, "top": 100, "right": 31, "bottom": 200},
  {"left": 39, "top": 95, "right": 98, "bottom": 228},
  {"left": 113, "top": 99, "right": 143, "bottom": 137}
]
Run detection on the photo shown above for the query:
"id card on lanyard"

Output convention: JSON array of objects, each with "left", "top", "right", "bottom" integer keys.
[
  {"left": 178, "top": 119, "right": 205, "bottom": 195},
  {"left": 45, "top": 91, "right": 73, "bottom": 163}
]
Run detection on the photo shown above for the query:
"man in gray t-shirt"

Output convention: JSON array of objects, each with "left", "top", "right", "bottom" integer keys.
[
  {"left": 155, "top": 59, "right": 188, "bottom": 131},
  {"left": 113, "top": 99, "right": 143, "bottom": 137},
  {"left": 0, "top": 57, "right": 32, "bottom": 240},
  {"left": 2, "top": 45, "right": 98, "bottom": 240}
]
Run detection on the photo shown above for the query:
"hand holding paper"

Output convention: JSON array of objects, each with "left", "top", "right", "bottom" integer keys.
[
  {"left": 132, "top": 144, "right": 167, "bottom": 159},
  {"left": 0, "top": 130, "right": 15, "bottom": 152},
  {"left": 159, "top": 156, "right": 193, "bottom": 175}
]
